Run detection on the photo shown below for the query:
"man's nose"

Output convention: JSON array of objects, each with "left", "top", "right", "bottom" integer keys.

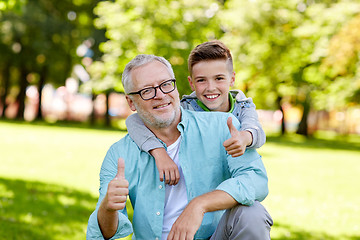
[{"left": 153, "top": 87, "right": 166, "bottom": 99}]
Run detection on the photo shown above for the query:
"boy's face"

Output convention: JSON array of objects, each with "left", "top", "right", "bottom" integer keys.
[{"left": 188, "top": 59, "right": 235, "bottom": 112}]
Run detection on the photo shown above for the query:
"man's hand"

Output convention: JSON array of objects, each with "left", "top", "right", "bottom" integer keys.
[
  {"left": 98, "top": 158, "right": 129, "bottom": 239},
  {"left": 167, "top": 200, "right": 205, "bottom": 240},
  {"left": 151, "top": 148, "right": 180, "bottom": 185},
  {"left": 167, "top": 190, "right": 238, "bottom": 240},
  {"left": 103, "top": 157, "right": 129, "bottom": 212},
  {"left": 223, "top": 117, "right": 253, "bottom": 157}
]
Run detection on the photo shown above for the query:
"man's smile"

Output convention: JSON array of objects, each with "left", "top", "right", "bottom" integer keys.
[{"left": 153, "top": 102, "right": 171, "bottom": 109}]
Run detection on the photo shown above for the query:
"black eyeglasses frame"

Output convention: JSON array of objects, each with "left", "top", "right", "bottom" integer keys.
[{"left": 127, "top": 79, "right": 176, "bottom": 101}]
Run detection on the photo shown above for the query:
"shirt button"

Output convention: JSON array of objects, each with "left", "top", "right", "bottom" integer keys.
[
  {"left": 156, "top": 211, "right": 160, "bottom": 216},
  {"left": 159, "top": 185, "right": 163, "bottom": 189}
]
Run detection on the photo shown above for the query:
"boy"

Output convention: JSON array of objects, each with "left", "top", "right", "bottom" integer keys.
[{"left": 126, "top": 40, "right": 265, "bottom": 185}]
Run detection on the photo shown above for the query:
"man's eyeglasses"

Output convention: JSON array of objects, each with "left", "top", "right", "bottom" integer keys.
[{"left": 128, "top": 79, "right": 176, "bottom": 100}]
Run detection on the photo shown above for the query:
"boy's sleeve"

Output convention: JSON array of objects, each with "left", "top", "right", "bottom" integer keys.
[
  {"left": 125, "top": 113, "right": 164, "bottom": 152},
  {"left": 232, "top": 90, "right": 266, "bottom": 149}
]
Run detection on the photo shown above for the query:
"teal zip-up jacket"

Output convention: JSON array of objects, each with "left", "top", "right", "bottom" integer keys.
[{"left": 87, "top": 108, "right": 268, "bottom": 240}]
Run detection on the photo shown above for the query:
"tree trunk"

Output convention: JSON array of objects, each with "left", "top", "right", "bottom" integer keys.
[
  {"left": 90, "top": 92, "right": 96, "bottom": 126},
  {"left": 277, "top": 96, "right": 286, "bottom": 135},
  {"left": 1, "top": 64, "right": 10, "bottom": 118},
  {"left": 36, "top": 66, "right": 47, "bottom": 120},
  {"left": 16, "top": 66, "right": 28, "bottom": 120},
  {"left": 105, "top": 91, "right": 111, "bottom": 127},
  {"left": 296, "top": 93, "right": 311, "bottom": 136}
]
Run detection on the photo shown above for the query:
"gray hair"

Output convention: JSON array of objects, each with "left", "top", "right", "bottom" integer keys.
[{"left": 122, "top": 54, "right": 175, "bottom": 94}]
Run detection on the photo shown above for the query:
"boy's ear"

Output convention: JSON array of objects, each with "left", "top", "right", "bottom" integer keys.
[
  {"left": 125, "top": 95, "right": 137, "bottom": 112},
  {"left": 187, "top": 76, "right": 196, "bottom": 91},
  {"left": 230, "top": 71, "right": 236, "bottom": 87}
]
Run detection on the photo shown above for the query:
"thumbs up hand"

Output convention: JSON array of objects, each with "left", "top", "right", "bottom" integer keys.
[
  {"left": 103, "top": 158, "right": 129, "bottom": 212},
  {"left": 223, "top": 117, "right": 253, "bottom": 157}
]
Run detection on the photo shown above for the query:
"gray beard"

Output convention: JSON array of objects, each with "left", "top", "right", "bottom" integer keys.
[
  {"left": 141, "top": 111, "right": 174, "bottom": 129},
  {"left": 134, "top": 103, "right": 177, "bottom": 129}
]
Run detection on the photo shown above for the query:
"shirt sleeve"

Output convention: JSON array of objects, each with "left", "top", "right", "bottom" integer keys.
[
  {"left": 215, "top": 149, "right": 269, "bottom": 206},
  {"left": 232, "top": 91, "right": 266, "bottom": 149},
  {"left": 216, "top": 115, "right": 269, "bottom": 206},
  {"left": 86, "top": 147, "right": 133, "bottom": 239},
  {"left": 125, "top": 113, "right": 164, "bottom": 152}
]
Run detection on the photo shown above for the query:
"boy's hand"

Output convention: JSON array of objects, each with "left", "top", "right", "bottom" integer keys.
[
  {"left": 223, "top": 117, "right": 253, "bottom": 157},
  {"left": 150, "top": 148, "right": 180, "bottom": 185}
]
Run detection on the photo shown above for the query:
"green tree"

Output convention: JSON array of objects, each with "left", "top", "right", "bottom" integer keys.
[
  {"left": 0, "top": 0, "right": 27, "bottom": 13},
  {"left": 89, "top": 0, "right": 223, "bottom": 99},
  {"left": 0, "top": 0, "right": 105, "bottom": 120},
  {"left": 318, "top": 13, "right": 360, "bottom": 110},
  {"left": 220, "top": 0, "right": 360, "bottom": 135}
]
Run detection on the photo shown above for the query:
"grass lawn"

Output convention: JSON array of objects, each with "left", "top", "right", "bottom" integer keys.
[
  {"left": 259, "top": 135, "right": 360, "bottom": 240},
  {"left": 0, "top": 121, "right": 359, "bottom": 239}
]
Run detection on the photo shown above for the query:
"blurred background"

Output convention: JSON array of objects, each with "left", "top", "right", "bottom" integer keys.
[
  {"left": 1, "top": 0, "right": 360, "bottom": 135},
  {"left": 0, "top": 0, "right": 359, "bottom": 239}
]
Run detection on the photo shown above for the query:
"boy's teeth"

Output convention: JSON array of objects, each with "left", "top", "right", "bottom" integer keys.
[{"left": 206, "top": 95, "right": 218, "bottom": 99}]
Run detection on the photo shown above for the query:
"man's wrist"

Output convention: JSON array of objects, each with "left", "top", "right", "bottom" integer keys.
[
  {"left": 189, "top": 195, "right": 210, "bottom": 214},
  {"left": 98, "top": 198, "right": 119, "bottom": 239}
]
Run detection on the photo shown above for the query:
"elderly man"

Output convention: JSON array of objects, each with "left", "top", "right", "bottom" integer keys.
[{"left": 87, "top": 54, "right": 272, "bottom": 240}]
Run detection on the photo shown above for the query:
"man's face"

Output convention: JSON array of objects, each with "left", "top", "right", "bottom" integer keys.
[
  {"left": 188, "top": 59, "right": 235, "bottom": 112},
  {"left": 126, "top": 60, "right": 181, "bottom": 129}
]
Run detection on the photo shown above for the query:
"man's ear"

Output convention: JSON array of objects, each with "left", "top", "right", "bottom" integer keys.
[
  {"left": 187, "top": 76, "right": 196, "bottom": 91},
  {"left": 230, "top": 71, "right": 236, "bottom": 87},
  {"left": 126, "top": 95, "right": 137, "bottom": 112}
]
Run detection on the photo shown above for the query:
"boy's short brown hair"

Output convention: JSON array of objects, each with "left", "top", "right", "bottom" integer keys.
[{"left": 188, "top": 40, "right": 233, "bottom": 76}]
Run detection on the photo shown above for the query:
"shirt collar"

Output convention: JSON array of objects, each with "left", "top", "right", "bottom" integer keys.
[{"left": 177, "top": 106, "right": 189, "bottom": 133}]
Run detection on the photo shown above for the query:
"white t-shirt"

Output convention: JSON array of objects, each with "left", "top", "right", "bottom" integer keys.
[{"left": 162, "top": 136, "right": 188, "bottom": 240}]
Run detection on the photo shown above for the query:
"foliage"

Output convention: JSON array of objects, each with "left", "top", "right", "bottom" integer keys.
[
  {"left": 0, "top": 0, "right": 105, "bottom": 119},
  {"left": 212, "top": 0, "right": 360, "bottom": 135},
  {"left": 1, "top": 0, "right": 360, "bottom": 133},
  {"left": 220, "top": 0, "right": 360, "bottom": 111},
  {"left": 88, "top": 0, "right": 224, "bottom": 96},
  {"left": 0, "top": 0, "right": 27, "bottom": 13},
  {"left": 88, "top": 0, "right": 360, "bottom": 135},
  {"left": 318, "top": 13, "right": 360, "bottom": 109}
]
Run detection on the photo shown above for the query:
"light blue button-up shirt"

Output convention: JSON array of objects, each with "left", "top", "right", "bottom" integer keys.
[{"left": 87, "top": 108, "right": 268, "bottom": 240}]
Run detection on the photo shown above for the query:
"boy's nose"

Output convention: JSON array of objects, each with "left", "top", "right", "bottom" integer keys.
[{"left": 207, "top": 80, "right": 216, "bottom": 91}]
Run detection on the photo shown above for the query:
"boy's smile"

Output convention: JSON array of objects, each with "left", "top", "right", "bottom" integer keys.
[
  {"left": 188, "top": 59, "right": 235, "bottom": 112},
  {"left": 205, "top": 94, "right": 219, "bottom": 99}
]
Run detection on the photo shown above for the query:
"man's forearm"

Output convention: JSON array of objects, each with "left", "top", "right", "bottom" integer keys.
[
  {"left": 167, "top": 190, "right": 239, "bottom": 239},
  {"left": 97, "top": 199, "right": 119, "bottom": 239},
  {"left": 192, "top": 190, "right": 239, "bottom": 213}
]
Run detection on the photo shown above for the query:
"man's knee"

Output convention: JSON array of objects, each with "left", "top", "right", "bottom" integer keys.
[
  {"left": 228, "top": 201, "right": 273, "bottom": 239},
  {"left": 233, "top": 201, "right": 272, "bottom": 225}
]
